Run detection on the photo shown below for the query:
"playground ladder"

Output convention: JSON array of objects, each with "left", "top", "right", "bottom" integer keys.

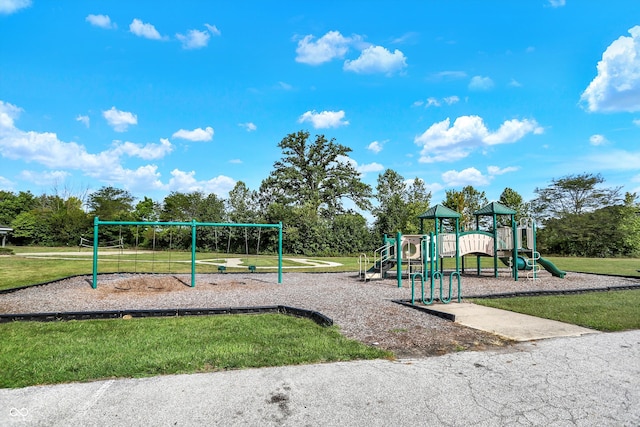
[{"left": 359, "top": 242, "right": 393, "bottom": 281}]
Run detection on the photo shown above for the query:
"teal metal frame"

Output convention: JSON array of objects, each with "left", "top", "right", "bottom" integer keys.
[{"left": 91, "top": 217, "right": 283, "bottom": 289}]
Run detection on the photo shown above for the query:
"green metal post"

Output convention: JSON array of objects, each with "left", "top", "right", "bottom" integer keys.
[
  {"left": 493, "top": 213, "right": 498, "bottom": 277},
  {"left": 532, "top": 221, "right": 537, "bottom": 279},
  {"left": 92, "top": 216, "right": 99, "bottom": 289},
  {"left": 512, "top": 217, "right": 518, "bottom": 281},
  {"left": 278, "top": 222, "right": 283, "bottom": 284},
  {"left": 191, "top": 220, "right": 197, "bottom": 287},
  {"left": 396, "top": 231, "right": 402, "bottom": 288}
]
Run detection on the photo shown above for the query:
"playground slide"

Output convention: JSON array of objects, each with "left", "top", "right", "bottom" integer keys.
[
  {"left": 499, "top": 255, "right": 566, "bottom": 278},
  {"left": 537, "top": 257, "right": 566, "bottom": 278},
  {"left": 499, "top": 256, "right": 531, "bottom": 271}
]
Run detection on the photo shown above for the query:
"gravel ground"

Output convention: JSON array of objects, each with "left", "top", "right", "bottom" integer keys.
[{"left": 1, "top": 270, "right": 639, "bottom": 358}]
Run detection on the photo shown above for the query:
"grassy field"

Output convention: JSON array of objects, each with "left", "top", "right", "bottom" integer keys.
[
  {"left": 0, "top": 314, "right": 391, "bottom": 388},
  {"left": 474, "top": 290, "right": 640, "bottom": 332}
]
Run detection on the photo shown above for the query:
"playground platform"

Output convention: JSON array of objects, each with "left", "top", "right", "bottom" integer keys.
[{"left": 417, "top": 302, "right": 598, "bottom": 342}]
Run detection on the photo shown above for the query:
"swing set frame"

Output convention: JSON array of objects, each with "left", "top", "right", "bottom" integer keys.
[{"left": 90, "top": 217, "right": 283, "bottom": 289}]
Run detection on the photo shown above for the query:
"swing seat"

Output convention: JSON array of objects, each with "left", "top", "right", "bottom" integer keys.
[
  {"left": 218, "top": 265, "right": 226, "bottom": 273},
  {"left": 248, "top": 265, "right": 256, "bottom": 273}
]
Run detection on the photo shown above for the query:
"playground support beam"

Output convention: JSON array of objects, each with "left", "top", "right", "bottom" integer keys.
[
  {"left": 396, "top": 231, "right": 402, "bottom": 288},
  {"left": 91, "top": 217, "right": 283, "bottom": 289}
]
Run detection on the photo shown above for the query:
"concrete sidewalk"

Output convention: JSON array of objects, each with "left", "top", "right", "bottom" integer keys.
[
  {"left": 1, "top": 330, "right": 638, "bottom": 426},
  {"left": 426, "top": 302, "right": 598, "bottom": 341}
]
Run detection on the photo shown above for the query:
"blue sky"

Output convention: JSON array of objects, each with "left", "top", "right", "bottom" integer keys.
[{"left": 1, "top": 0, "right": 640, "bottom": 211}]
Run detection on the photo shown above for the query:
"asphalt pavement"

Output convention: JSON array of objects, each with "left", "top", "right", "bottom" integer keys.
[{"left": 2, "top": 330, "right": 639, "bottom": 426}]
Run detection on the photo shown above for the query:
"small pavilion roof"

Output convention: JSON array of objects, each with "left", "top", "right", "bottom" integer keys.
[
  {"left": 418, "top": 204, "right": 461, "bottom": 219},
  {"left": 473, "top": 202, "right": 516, "bottom": 216}
]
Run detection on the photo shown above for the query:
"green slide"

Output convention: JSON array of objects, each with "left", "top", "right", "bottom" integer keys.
[{"left": 537, "top": 257, "right": 566, "bottom": 278}]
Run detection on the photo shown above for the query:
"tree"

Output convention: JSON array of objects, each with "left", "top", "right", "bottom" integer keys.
[
  {"left": 498, "top": 187, "right": 529, "bottom": 224},
  {"left": 405, "top": 178, "right": 432, "bottom": 233},
  {"left": 372, "top": 170, "right": 432, "bottom": 236},
  {"left": 133, "top": 197, "right": 160, "bottom": 222},
  {"left": 260, "top": 130, "right": 372, "bottom": 216},
  {"left": 533, "top": 173, "right": 622, "bottom": 219},
  {"left": 373, "top": 169, "right": 408, "bottom": 236},
  {"left": 443, "top": 186, "right": 488, "bottom": 230},
  {"left": 0, "top": 191, "right": 36, "bottom": 226},
  {"left": 87, "top": 186, "right": 134, "bottom": 220}
]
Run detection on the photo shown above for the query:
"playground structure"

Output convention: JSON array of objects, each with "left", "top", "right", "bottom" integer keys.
[
  {"left": 359, "top": 202, "right": 566, "bottom": 305},
  {"left": 90, "top": 217, "right": 283, "bottom": 288}
]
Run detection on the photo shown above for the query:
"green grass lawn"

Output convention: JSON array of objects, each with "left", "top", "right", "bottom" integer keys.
[
  {"left": 473, "top": 289, "right": 640, "bottom": 332},
  {"left": 0, "top": 314, "right": 391, "bottom": 388}
]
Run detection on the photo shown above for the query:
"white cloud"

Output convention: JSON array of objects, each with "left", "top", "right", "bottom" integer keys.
[
  {"left": 589, "top": 134, "right": 608, "bottom": 146},
  {"left": 76, "top": 115, "right": 90, "bottom": 128},
  {"left": 238, "top": 122, "right": 257, "bottom": 132},
  {"left": 336, "top": 155, "right": 383, "bottom": 175},
  {"left": 166, "top": 169, "right": 235, "bottom": 196},
  {"left": 171, "top": 126, "right": 214, "bottom": 141},
  {"left": 129, "top": 18, "right": 163, "bottom": 40},
  {"left": 581, "top": 26, "right": 640, "bottom": 112},
  {"left": 343, "top": 45, "right": 407, "bottom": 76},
  {"left": 229, "top": 159, "right": 242, "bottom": 164},
  {"left": 367, "top": 140, "right": 383, "bottom": 154},
  {"left": 298, "top": 110, "right": 349, "bottom": 129},
  {"left": 484, "top": 118, "right": 544, "bottom": 145},
  {"left": 357, "top": 162, "right": 384, "bottom": 174},
  {"left": 547, "top": 0, "right": 566, "bottom": 7},
  {"left": 0, "top": 100, "right": 22, "bottom": 128},
  {"left": 487, "top": 165, "right": 519, "bottom": 175},
  {"left": 86, "top": 14, "right": 116, "bottom": 29},
  {"left": 278, "top": 81, "right": 293, "bottom": 90},
  {"left": 110, "top": 138, "right": 173, "bottom": 160},
  {"left": 633, "top": 118, "right": 640, "bottom": 126},
  {"left": 425, "top": 97, "right": 440, "bottom": 107},
  {"left": 415, "top": 115, "right": 543, "bottom": 163},
  {"left": 0, "top": 101, "right": 236, "bottom": 195},
  {"left": 442, "top": 167, "right": 490, "bottom": 187},
  {"left": 295, "top": 31, "right": 353, "bottom": 65},
  {"left": 422, "top": 96, "right": 459, "bottom": 108},
  {"left": 469, "top": 75, "right": 495, "bottom": 91},
  {"left": 430, "top": 71, "right": 467, "bottom": 81},
  {"left": 584, "top": 149, "right": 640, "bottom": 171},
  {"left": 204, "top": 23, "right": 221, "bottom": 36},
  {"left": 508, "top": 78, "right": 522, "bottom": 87},
  {"left": 0, "top": 0, "right": 30, "bottom": 15},
  {"left": 103, "top": 107, "right": 138, "bottom": 132},
  {"left": 0, "top": 175, "right": 15, "bottom": 190},
  {"left": 176, "top": 29, "right": 210, "bottom": 50},
  {"left": 19, "top": 170, "right": 70, "bottom": 186}
]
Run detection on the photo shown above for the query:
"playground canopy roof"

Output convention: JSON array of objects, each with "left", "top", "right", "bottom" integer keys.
[
  {"left": 473, "top": 202, "right": 516, "bottom": 216},
  {"left": 418, "top": 204, "right": 461, "bottom": 219}
]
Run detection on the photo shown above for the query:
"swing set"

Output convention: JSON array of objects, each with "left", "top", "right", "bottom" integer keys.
[{"left": 90, "top": 217, "right": 283, "bottom": 289}]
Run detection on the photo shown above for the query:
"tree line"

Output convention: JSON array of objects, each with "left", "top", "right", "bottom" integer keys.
[{"left": 1, "top": 130, "right": 639, "bottom": 257}]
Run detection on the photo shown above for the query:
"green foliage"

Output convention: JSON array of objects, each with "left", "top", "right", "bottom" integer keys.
[
  {"left": 538, "top": 204, "right": 640, "bottom": 257},
  {"left": 0, "top": 314, "right": 391, "bottom": 388},
  {"left": 498, "top": 187, "right": 529, "bottom": 224},
  {"left": 87, "top": 186, "right": 134, "bottom": 221},
  {"left": 0, "top": 190, "right": 36, "bottom": 226},
  {"left": 373, "top": 169, "right": 431, "bottom": 237},
  {"left": 261, "top": 130, "right": 372, "bottom": 215},
  {"left": 442, "top": 185, "right": 488, "bottom": 230},
  {"left": 533, "top": 173, "right": 621, "bottom": 219}
]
